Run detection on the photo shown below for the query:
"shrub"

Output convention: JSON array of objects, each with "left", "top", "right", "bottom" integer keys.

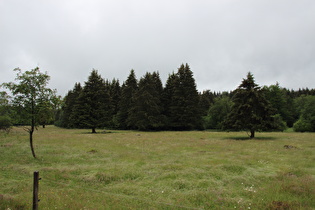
[
  {"left": 293, "top": 119, "right": 312, "bottom": 132},
  {"left": 0, "top": 115, "right": 12, "bottom": 132}
]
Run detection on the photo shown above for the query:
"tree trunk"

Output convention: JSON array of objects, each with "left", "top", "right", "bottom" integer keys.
[
  {"left": 250, "top": 130, "right": 255, "bottom": 138},
  {"left": 30, "top": 100, "right": 37, "bottom": 158},
  {"left": 92, "top": 127, "right": 96, "bottom": 133},
  {"left": 42, "top": 124, "right": 45, "bottom": 128},
  {"left": 30, "top": 128, "right": 36, "bottom": 158}
]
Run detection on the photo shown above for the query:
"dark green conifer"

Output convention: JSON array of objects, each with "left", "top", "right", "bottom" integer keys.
[
  {"left": 116, "top": 70, "right": 138, "bottom": 129},
  {"left": 57, "top": 83, "right": 82, "bottom": 128},
  {"left": 199, "top": 90, "right": 215, "bottom": 116},
  {"left": 108, "top": 79, "right": 121, "bottom": 128},
  {"left": 128, "top": 72, "right": 165, "bottom": 130},
  {"left": 73, "top": 70, "right": 111, "bottom": 133},
  {"left": 223, "top": 72, "right": 275, "bottom": 138},
  {"left": 163, "top": 64, "right": 202, "bottom": 130}
]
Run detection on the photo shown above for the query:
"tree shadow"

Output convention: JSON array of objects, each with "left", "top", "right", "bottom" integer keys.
[
  {"left": 224, "top": 136, "right": 277, "bottom": 141},
  {"left": 80, "top": 130, "right": 114, "bottom": 134}
]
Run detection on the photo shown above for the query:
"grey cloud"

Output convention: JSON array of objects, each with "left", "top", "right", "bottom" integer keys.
[{"left": 1, "top": 0, "right": 315, "bottom": 96}]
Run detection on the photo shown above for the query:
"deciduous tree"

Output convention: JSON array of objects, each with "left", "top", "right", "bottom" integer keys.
[
  {"left": 293, "top": 95, "right": 315, "bottom": 132},
  {"left": 1, "top": 67, "right": 56, "bottom": 158}
]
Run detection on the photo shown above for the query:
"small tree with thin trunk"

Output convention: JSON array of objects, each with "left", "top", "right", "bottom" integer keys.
[{"left": 1, "top": 67, "right": 56, "bottom": 158}]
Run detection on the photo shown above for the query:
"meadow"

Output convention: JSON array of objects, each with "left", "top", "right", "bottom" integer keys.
[{"left": 1, "top": 126, "right": 314, "bottom": 209}]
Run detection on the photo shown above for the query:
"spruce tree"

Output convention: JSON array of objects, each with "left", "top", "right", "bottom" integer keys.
[
  {"left": 116, "top": 70, "right": 138, "bottom": 129},
  {"left": 163, "top": 72, "right": 180, "bottom": 129},
  {"left": 59, "top": 83, "right": 82, "bottom": 128},
  {"left": 128, "top": 72, "right": 165, "bottom": 130},
  {"left": 108, "top": 78, "right": 121, "bottom": 128},
  {"left": 199, "top": 90, "right": 215, "bottom": 116},
  {"left": 73, "top": 70, "right": 111, "bottom": 133},
  {"left": 223, "top": 72, "right": 275, "bottom": 138},
  {"left": 163, "top": 64, "right": 202, "bottom": 130}
]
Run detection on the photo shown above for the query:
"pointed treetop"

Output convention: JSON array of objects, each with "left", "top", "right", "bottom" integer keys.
[{"left": 239, "top": 72, "right": 259, "bottom": 90}]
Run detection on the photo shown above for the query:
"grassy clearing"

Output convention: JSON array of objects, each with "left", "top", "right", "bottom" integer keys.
[{"left": 1, "top": 126, "right": 314, "bottom": 209}]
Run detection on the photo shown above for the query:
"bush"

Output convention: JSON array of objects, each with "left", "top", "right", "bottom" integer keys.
[
  {"left": 0, "top": 116, "right": 12, "bottom": 132},
  {"left": 293, "top": 119, "right": 312, "bottom": 132},
  {"left": 272, "top": 114, "right": 287, "bottom": 131},
  {"left": 293, "top": 95, "right": 315, "bottom": 132}
]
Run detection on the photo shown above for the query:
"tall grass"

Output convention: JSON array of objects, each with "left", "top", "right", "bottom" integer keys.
[{"left": 1, "top": 126, "right": 314, "bottom": 209}]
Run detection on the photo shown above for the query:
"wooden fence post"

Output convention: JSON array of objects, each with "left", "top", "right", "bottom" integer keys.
[{"left": 33, "top": 171, "right": 40, "bottom": 210}]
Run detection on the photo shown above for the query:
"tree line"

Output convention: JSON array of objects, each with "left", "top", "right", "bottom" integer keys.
[
  {"left": 1, "top": 65, "right": 315, "bottom": 157},
  {"left": 1, "top": 64, "right": 315, "bottom": 135},
  {"left": 55, "top": 64, "right": 202, "bottom": 132},
  {"left": 52, "top": 64, "right": 315, "bottom": 135}
]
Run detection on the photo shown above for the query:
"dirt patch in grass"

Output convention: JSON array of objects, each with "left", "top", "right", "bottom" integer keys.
[
  {"left": 267, "top": 201, "right": 300, "bottom": 209},
  {"left": 283, "top": 145, "right": 298, "bottom": 149}
]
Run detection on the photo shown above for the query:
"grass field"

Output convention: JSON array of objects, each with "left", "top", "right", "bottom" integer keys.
[{"left": 1, "top": 126, "right": 314, "bottom": 209}]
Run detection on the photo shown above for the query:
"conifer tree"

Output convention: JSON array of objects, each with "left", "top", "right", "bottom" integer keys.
[
  {"left": 223, "top": 72, "right": 275, "bottom": 138},
  {"left": 73, "top": 70, "right": 111, "bottom": 133},
  {"left": 108, "top": 79, "right": 121, "bottom": 128},
  {"left": 199, "top": 90, "right": 215, "bottom": 116},
  {"left": 162, "top": 72, "right": 178, "bottom": 129},
  {"left": 128, "top": 72, "right": 165, "bottom": 130},
  {"left": 163, "top": 64, "right": 202, "bottom": 130},
  {"left": 58, "top": 83, "right": 82, "bottom": 128},
  {"left": 116, "top": 70, "right": 138, "bottom": 129}
]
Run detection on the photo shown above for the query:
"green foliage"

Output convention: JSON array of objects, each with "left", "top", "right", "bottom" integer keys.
[
  {"left": 37, "top": 101, "right": 54, "bottom": 127},
  {"left": 107, "top": 79, "right": 121, "bottom": 128},
  {"left": 73, "top": 70, "right": 111, "bottom": 133},
  {"left": 127, "top": 72, "right": 166, "bottom": 130},
  {"left": 199, "top": 90, "right": 215, "bottom": 116},
  {"left": 50, "top": 64, "right": 315, "bottom": 132},
  {"left": 56, "top": 83, "right": 82, "bottom": 128},
  {"left": 205, "top": 96, "right": 233, "bottom": 129},
  {"left": 293, "top": 119, "right": 312, "bottom": 132},
  {"left": 0, "top": 115, "right": 12, "bottom": 132},
  {"left": 163, "top": 64, "right": 202, "bottom": 130},
  {"left": 223, "top": 72, "right": 276, "bottom": 138},
  {"left": 263, "top": 84, "right": 296, "bottom": 127},
  {"left": 1, "top": 67, "right": 56, "bottom": 126},
  {"left": 0, "top": 91, "right": 11, "bottom": 116},
  {"left": 116, "top": 70, "right": 138, "bottom": 129},
  {"left": 1, "top": 67, "right": 56, "bottom": 158},
  {"left": 271, "top": 114, "right": 287, "bottom": 131},
  {"left": 293, "top": 95, "right": 315, "bottom": 132}
]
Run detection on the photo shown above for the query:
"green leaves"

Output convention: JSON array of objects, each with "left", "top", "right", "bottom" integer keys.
[
  {"left": 293, "top": 95, "right": 315, "bottom": 132},
  {"left": 2, "top": 67, "right": 56, "bottom": 126},
  {"left": 1, "top": 67, "right": 57, "bottom": 158}
]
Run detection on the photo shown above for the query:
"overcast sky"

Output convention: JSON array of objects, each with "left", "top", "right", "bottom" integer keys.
[{"left": 1, "top": 0, "right": 315, "bottom": 96}]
